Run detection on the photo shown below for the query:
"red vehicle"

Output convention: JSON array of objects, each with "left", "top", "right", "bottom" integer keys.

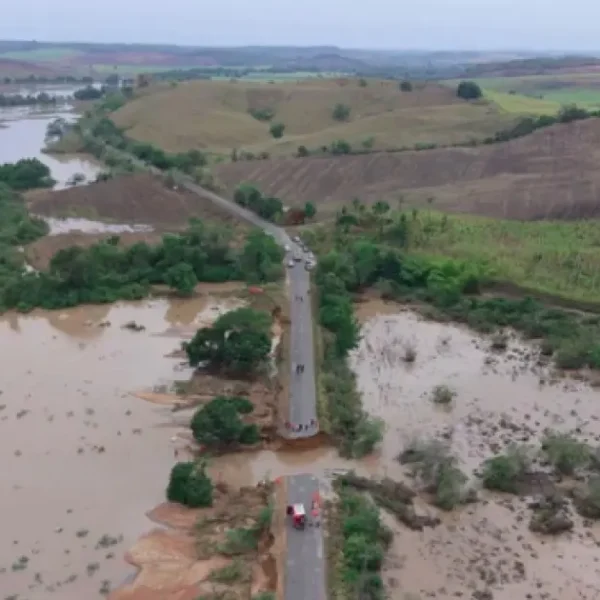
[{"left": 286, "top": 503, "right": 306, "bottom": 529}]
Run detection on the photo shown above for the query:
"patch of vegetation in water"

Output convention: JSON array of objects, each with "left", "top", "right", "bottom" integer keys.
[{"left": 0, "top": 220, "right": 284, "bottom": 312}]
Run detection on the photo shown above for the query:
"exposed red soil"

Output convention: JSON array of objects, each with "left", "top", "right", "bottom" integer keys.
[
  {"left": 110, "top": 483, "right": 277, "bottom": 600},
  {"left": 29, "top": 173, "right": 243, "bottom": 227},
  {"left": 214, "top": 118, "right": 600, "bottom": 220}
]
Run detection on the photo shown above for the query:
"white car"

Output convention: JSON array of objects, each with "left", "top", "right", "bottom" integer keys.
[
  {"left": 287, "top": 259, "right": 295, "bottom": 268},
  {"left": 292, "top": 235, "right": 301, "bottom": 243},
  {"left": 284, "top": 244, "right": 291, "bottom": 252}
]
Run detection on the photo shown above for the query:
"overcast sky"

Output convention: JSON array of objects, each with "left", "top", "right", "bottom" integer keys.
[{"left": 1, "top": 0, "right": 599, "bottom": 51}]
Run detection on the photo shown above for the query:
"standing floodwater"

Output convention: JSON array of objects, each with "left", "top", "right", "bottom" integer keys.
[{"left": 0, "top": 87, "right": 101, "bottom": 188}]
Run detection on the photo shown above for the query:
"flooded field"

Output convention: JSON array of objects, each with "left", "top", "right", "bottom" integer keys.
[
  {"left": 42, "top": 217, "right": 153, "bottom": 236},
  {"left": 350, "top": 301, "right": 600, "bottom": 600},
  {"left": 0, "top": 294, "right": 243, "bottom": 600},
  {"left": 0, "top": 89, "right": 101, "bottom": 188}
]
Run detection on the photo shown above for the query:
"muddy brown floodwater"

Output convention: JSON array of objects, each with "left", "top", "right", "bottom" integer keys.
[
  {"left": 0, "top": 295, "right": 242, "bottom": 600},
  {"left": 350, "top": 301, "right": 600, "bottom": 600}
]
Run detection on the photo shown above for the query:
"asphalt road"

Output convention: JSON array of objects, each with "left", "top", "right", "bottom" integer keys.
[{"left": 285, "top": 474, "right": 326, "bottom": 600}]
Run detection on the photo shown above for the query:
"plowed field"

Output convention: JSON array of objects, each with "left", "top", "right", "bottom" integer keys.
[
  {"left": 214, "top": 118, "right": 600, "bottom": 221},
  {"left": 28, "top": 172, "right": 244, "bottom": 227}
]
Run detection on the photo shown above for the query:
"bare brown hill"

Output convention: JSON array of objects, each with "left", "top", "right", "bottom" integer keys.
[
  {"left": 111, "top": 79, "right": 514, "bottom": 156},
  {"left": 214, "top": 118, "right": 600, "bottom": 221},
  {"left": 29, "top": 173, "right": 245, "bottom": 227}
]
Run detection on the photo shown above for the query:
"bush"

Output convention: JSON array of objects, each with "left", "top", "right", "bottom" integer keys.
[
  {"left": 456, "top": 81, "right": 482, "bottom": 100},
  {"left": 297, "top": 145, "right": 309, "bottom": 157},
  {"left": 167, "top": 461, "right": 213, "bottom": 507},
  {"left": 269, "top": 122, "right": 285, "bottom": 139},
  {"left": 73, "top": 85, "right": 105, "bottom": 101},
  {"left": 399, "top": 80, "right": 413, "bottom": 92},
  {"left": 482, "top": 446, "right": 531, "bottom": 493},
  {"left": 332, "top": 103, "right": 351, "bottom": 121},
  {"left": 0, "top": 158, "right": 55, "bottom": 190},
  {"left": 431, "top": 384, "right": 455, "bottom": 405},
  {"left": 330, "top": 139, "right": 352, "bottom": 155},
  {"left": 541, "top": 432, "right": 591, "bottom": 475},
  {"left": 249, "top": 107, "right": 275, "bottom": 121},
  {"left": 190, "top": 396, "right": 259, "bottom": 449},
  {"left": 574, "top": 477, "right": 600, "bottom": 519},
  {"left": 400, "top": 439, "right": 467, "bottom": 509}
]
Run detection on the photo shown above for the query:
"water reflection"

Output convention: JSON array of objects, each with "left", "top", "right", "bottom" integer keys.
[{"left": 0, "top": 86, "right": 101, "bottom": 188}]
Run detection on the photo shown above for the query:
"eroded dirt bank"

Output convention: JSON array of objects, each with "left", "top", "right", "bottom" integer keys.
[
  {"left": 0, "top": 294, "right": 241, "bottom": 600},
  {"left": 350, "top": 300, "right": 600, "bottom": 600}
]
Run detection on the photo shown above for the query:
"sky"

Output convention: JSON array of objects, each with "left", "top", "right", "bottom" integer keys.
[{"left": 1, "top": 0, "right": 599, "bottom": 51}]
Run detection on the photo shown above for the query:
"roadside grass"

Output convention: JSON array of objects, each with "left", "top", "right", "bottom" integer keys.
[
  {"left": 405, "top": 210, "right": 600, "bottom": 305},
  {"left": 483, "top": 89, "right": 560, "bottom": 115},
  {"left": 542, "top": 88, "right": 600, "bottom": 107}
]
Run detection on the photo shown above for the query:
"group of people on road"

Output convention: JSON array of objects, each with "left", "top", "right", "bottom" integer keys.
[
  {"left": 284, "top": 419, "right": 318, "bottom": 432},
  {"left": 294, "top": 295, "right": 304, "bottom": 302},
  {"left": 295, "top": 363, "right": 305, "bottom": 374}
]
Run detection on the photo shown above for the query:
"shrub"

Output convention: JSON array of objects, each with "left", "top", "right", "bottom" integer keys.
[
  {"left": 482, "top": 446, "right": 531, "bottom": 493},
  {"left": 190, "top": 396, "right": 259, "bottom": 449},
  {"left": 332, "top": 103, "right": 351, "bottom": 121},
  {"left": 269, "top": 122, "right": 285, "bottom": 138},
  {"left": 297, "top": 145, "right": 309, "bottom": 157},
  {"left": 456, "top": 81, "right": 482, "bottom": 100},
  {"left": 249, "top": 107, "right": 275, "bottom": 121},
  {"left": 541, "top": 432, "right": 590, "bottom": 475},
  {"left": 574, "top": 477, "right": 600, "bottom": 519},
  {"left": 399, "top": 80, "right": 413, "bottom": 92},
  {"left": 431, "top": 384, "right": 455, "bottom": 405},
  {"left": 166, "top": 461, "right": 213, "bottom": 507},
  {"left": 402, "top": 342, "right": 417, "bottom": 362},
  {"left": 358, "top": 78, "right": 368, "bottom": 87},
  {"left": 400, "top": 439, "right": 467, "bottom": 509},
  {"left": 330, "top": 139, "right": 352, "bottom": 155}
]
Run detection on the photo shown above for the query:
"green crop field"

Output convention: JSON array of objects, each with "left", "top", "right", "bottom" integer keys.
[
  {"left": 473, "top": 74, "right": 600, "bottom": 109},
  {"left": 483, "top": 89, "right": 560, "bottom": 115},
  {"left": 408, "top": 211, "right": 600, "bottom": 304}
]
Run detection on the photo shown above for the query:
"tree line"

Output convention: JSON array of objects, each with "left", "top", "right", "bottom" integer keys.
[{"left": 0, "top": 221, "right": 284, "bottom": 313}]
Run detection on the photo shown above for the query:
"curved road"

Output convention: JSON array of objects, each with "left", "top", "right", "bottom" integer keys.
[{"left": 180, "top": 181, "right": 326, "bottom": 600}]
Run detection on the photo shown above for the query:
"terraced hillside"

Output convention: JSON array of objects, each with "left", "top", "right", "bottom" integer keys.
[
  {"left": 214, "top": 117, "right": 600, "bottom": 221},
  {"left": 110, "top": 79, "right": 516, "bottom": 155}
]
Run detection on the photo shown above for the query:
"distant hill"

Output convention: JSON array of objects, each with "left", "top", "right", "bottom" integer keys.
[
  {"left": 110, "top": 78, "right": 514, "bottom": 155},
  {"left": 464, "top": 56, "right": 600, "bottom": 78}
]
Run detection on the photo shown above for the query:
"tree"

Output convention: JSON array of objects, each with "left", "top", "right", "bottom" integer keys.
[
  {"left": 358, "top": 78, "right": 368, "bottom": 87},
  {"left": 304, "top": 201, "right": 317, "bottom": 220},
  {"left": 399, "top": 80, "right": 413, "bottom": 92},
  {"left": 165, "top": 263, "right": 198, "bottom": 295},
  {"left": 184, "top": 307, "right": 272, "bottom": 374},
  {"left": 297, "top": 145, "right": 309, "bottom": 157},
  {"left": 73, "top": 85, "right": 104, "bottom": 101},
  {"left": 332, "top": 103, "right": 351, "bottom": 121},
  {"left": 330, "top": 139, "right": 352, "bottom": 155},
  {"left": 456, "top": 81, "right": 482, "bottom": 100},
  {"left": 0, "top": 158, "right": 54, "bottom": 190},
  {"left": 269, "top": 122, "right": 285, "bottom": 138},
  {"left": 167, "top": 461, "right": 213, "bottom": 507},
  {"left": 239, "top": 230, "right": 284, "bottom": 283},
  {"left": 190, "top": 396, "right": 258, "bottom": 448}
]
